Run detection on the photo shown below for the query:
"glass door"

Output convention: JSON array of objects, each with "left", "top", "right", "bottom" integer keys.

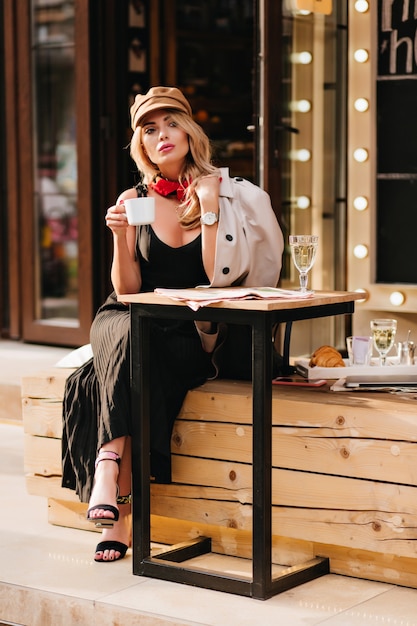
[
  {"left": 33, "top": 1, "right": 78, "bottom": 323},
  {"left": 161, "top": 0, "right": 256, "bottom": 182},
  {"left": 276, "top": 1, "right": 348, "bottom": 354},
  {"left": 20, "top": 0, "right": 93, "bottom": 345}
]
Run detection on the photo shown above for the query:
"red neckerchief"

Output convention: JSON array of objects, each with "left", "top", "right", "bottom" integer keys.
[{"left": 149, "top": 177, "right": 189, "bottom": 202}]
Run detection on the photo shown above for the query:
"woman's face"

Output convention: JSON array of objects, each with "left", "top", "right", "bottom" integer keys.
[{"left": 141, "top": 109, "right": 190, "bottom": 170}]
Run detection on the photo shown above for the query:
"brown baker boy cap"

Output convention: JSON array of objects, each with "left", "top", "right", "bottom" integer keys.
[{"left": 130, "top": 86, "right": 193, "bottom": 130}]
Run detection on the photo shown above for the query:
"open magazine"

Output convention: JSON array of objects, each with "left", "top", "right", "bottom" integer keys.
[{"left": 154, "top": 286, "right": 313, "bottom": 310}]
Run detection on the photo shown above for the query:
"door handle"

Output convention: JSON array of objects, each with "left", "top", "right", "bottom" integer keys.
[{"left": 275, "top": 123, "right": 299, "bottom": 134}]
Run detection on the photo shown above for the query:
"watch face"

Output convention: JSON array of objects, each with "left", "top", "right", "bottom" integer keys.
[{"left": 201, "top": 212, "right": 218, "bottom": 225}]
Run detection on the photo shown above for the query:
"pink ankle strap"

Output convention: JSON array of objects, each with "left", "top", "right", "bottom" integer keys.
[{"left": 95, "top": 450, "right": 121, "bottom": 469}]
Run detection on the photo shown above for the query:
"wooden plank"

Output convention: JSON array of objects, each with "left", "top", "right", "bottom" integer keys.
[
  {"left": 272, "top": 431, "right": 417, "bottom": 484},
  {"left": 22, "top": 397, "right": 62, "bottom": 437},
  {"left": 172, "top": 421, "right": 252, "bottom": 463},
  {"left": 272, "top": 391, "right": 417, "bottom": 439},
  {"left": 22, "top": 367, "right": 74, "bottom": 400},
  {"left": 172, "top": 461, "right": 417, "bottom": 518},
  {"left": 47, "top": 498, "right": 94, "bottom": 533},
  {"left": 172, "top": 455, "right": 252, "bottom": 492},
  {"left": 179, "top": 380, "right": 253, "bottom": 424},
  {"left": 150, "top": 515, "right": 315, "bottom": 566},
  {"left": 323, "top": 542, "right": 417, "bottom": 588},
  {"left": 173, "top": 421, "right": 417, "bottom": 485},
  {"left": 180, "top": 382, "right": 417, "bottom": 439},
  {"left": 21, "top": 370, "right": 417, "bottom": 436},
  {"left": 270, "top": 506, "right": 417, "bottom": 558},
  {"left": 151, "top": 491, "right": 417, "bottom": 558},
  {"left": 21, "top": 368, "right": 74, "bottom": 399},
  {"left": 25, "top": 474, "right": 79, "bottom": 501},
  {"left": 273, "top": 467, "right": 417, "bottom": 514},
  {"left": 24, "top": 434, "right": 61, "bottom": 477}
]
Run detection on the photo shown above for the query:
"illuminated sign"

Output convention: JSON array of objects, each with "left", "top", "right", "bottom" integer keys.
[{"left": 296, "top": 0, "right": 332, "bottom": 14}]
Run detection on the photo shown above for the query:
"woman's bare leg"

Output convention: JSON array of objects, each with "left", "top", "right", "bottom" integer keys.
[
  {"left": 88, "top": 436, "right": 127, "bottom": 522},
  {"left": 92, "top": 437, "right": 132, "bottom": 562}
]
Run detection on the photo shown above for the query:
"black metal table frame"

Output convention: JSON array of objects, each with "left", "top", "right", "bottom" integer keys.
[{"left": 129, "top": 299, "right": 354, "bottom": 600}]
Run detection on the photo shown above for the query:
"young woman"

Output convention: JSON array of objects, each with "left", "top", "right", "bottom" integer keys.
[{"left": 62, "top": 86, "right": 284, "bottom": 563}]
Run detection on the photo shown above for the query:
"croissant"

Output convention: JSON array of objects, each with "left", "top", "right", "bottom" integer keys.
[{"left": 309, "top": 345, "right": 345, "bottom": 368}]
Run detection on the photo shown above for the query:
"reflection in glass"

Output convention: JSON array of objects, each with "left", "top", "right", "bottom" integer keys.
[
  {"left": 32, "top": 0, "right": 78, "bottom": 323},
  {"left": 280, "top": 6, "right": 345, "bottom": 296},
  {"left": 174, "top": 0, "right": 254, "bottom": 180}
]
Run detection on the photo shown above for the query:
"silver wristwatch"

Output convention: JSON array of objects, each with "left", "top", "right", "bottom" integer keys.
[{"left": 200, "top": 211, "right": 219, "bottom": 226}]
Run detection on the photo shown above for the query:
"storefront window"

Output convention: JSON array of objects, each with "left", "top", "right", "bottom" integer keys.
[
  {"left": 32, "top": 0, "right": 78, "bottom": 322},
  {"left": 376, "top": 1, "right": 417, "bottom": 284}
]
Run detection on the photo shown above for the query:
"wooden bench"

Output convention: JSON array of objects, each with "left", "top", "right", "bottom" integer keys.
[{"left": 22, "top": 368, "right": 417, "bottom": 588}]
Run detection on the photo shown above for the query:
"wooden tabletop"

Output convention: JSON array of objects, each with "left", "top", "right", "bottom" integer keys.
[{"left": 118, "top": 289, "right": 363, "bottom": 312}]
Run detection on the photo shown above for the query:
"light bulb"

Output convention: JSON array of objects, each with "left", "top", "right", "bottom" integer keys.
[
  {"left": 354, "top": 0, "right": 369, "bottom": 12},
  {"left": 354, "top": 98, "right": 369, "bottom": 112},
  {"left": 296, "top": 196, "right": 310, "bottom": 209},
  {"left": 290, "top": 149, "right": 311, "bottom": 162},
  {"left": 353, "top": 244, "right": 368, "bottom": 259},
  {"left": 291, "top": 51, "right": 313, "bottom": 65},
  {"left": 354, "top": 49, "right": 369, "bottom": 63},
  {"left": 354, "top": 288, "right": 369, "bottom": 303},
  {"left": 290, "top": 99, "right": 312, "bottom": 113},
  {"left": 353, "top": 148, "right": 368, "bottom": 162},
  {"left": 353, "top": 196, "right": 368, "bottom": 211},
  {"left": 390, "top": 291, "right": 405, "bottom": 306},
  {"left": 299, "top": 51, "right": 313, "bottom": 64}
]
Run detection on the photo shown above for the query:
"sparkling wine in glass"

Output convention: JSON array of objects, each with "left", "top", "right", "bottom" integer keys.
[
  {"left": 289, "top": 235, "right": 319, "bottom": 293},
  {"left": 370, "top": 318, "right": 397, "bottom": 366}
]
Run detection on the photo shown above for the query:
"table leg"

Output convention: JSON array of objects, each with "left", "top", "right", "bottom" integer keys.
[
  {"left": 131, "top": 309, "right": 151, "bottom": 573},
  {"left": 251, "top": 313, "right": 273, "bottom": 599},
  {"left": 282, "top": 321, "right": 295, "bottom": 375}
]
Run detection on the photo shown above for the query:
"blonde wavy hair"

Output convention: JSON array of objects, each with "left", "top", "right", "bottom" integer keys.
[{"left": 130, "top": 110, "right": 219, "bottom": 229}]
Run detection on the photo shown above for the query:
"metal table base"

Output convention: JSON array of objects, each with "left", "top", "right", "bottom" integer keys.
[{"left": 128, "top": 296, "right": 355, "bottom": 600}]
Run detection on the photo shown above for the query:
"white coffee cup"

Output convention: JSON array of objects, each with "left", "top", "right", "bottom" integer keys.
[
  {"left": 346, "top": 336, "right": 372, "bottom": 366},
  {"left": 124, "top": 197, "right": 155, "bottom": 225}
]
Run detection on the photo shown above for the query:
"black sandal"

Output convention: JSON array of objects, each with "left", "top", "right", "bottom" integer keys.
[
  {"left": 86, "top": 450, "right": 121, "bottom": 528},
  {"left": 94, "top": 540, "right": 128, "bottom": 562},
  {"left": 93, "top": 494, "right": 131, "bottom": 563}
]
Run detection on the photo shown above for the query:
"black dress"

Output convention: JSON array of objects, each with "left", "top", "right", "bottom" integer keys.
[{"left": 62, "top": 228, "right": 213, "bottom": 502}]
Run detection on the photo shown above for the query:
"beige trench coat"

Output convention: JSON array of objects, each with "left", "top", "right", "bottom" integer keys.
[{"left": 210, "top": 168, "right": 284, "bottom": 288}]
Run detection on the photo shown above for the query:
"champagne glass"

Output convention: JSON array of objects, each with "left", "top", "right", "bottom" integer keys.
[
  {"left": 370, "top": 319, "right": 397, "bottom": 366},
  {"left": 289, "top": 235, "right": 319, "bottom": 293}
]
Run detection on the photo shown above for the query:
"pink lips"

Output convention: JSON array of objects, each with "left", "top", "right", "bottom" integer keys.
[{"left": 158, "top": 143, "right": 175, "bottom": 153}]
